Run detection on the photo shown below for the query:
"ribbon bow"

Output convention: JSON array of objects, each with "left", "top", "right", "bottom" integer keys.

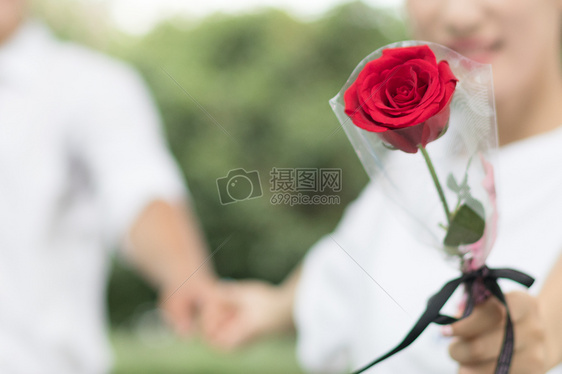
[{"left": 352, "top": 266, "right": 535, "bottom": 374}]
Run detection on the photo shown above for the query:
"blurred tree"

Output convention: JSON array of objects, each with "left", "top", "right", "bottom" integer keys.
[
  {"left": 32, "top": 0, "right": 406, "bottom": 326},
  {"left": 123, "top": 2, "right": 405, "bottom": 281},
  {"left": 111, "top": 2, "right": 406, "bottom": 326}
]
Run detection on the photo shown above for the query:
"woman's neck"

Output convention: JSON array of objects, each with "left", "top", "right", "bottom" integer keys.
[{"left": 496, "top": 64, "right": 562, "bottom": 147}]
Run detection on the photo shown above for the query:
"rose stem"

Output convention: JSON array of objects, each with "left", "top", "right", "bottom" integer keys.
[{"left": 419, "top": 146, "right": 451, "bottom": 225}]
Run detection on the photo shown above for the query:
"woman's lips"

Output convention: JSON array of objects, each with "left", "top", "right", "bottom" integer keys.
[{"left": 447, "top": 39, "right": 503, "bottom": 64}]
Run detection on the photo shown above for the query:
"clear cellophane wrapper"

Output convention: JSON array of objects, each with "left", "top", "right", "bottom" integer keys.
[{"left": 330, "top": 41, "right": 499, "bottom": 273}]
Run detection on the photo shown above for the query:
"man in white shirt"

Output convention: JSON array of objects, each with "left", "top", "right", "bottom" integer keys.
[{"left": 0, "top": 1, "right": 214, "bottom": 373}]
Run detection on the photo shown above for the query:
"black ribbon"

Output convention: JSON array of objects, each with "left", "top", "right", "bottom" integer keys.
[{"left": 351, "top": 266, "right": 535, "bottom": 374}]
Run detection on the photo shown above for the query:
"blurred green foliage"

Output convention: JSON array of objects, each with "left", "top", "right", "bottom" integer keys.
[
  {"left": 111, "top": 333, "right": 303, "bottom": 374},
  {"left": 106, "top": 2, "right": 406, "bottom": 326},
  {"left": 36, "top": 1, "right": 406, "bottom": 326}
]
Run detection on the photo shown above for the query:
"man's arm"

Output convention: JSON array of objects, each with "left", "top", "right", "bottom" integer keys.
[{"left": 127, "top": 199, "right": 215, "bottom": 335}]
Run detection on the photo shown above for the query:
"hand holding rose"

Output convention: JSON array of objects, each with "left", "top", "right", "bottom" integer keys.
[{"left": 447, "top": 291, "right": 558, "bottom": 374}]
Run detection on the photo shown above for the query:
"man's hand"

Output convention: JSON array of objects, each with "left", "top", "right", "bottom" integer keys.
[
  {"left": 158, "top": 274, "right": 215, "bottom": 336},
  {"left": 447, "top": 291, "right": 556, "bottom": 374}
]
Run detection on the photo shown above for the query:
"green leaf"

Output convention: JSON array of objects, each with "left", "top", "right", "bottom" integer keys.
[
  {"left": 444, "top": 201, "right": 485, "bottom": 247},
  {"left": 465, "top": 196, "right": 485, "bottom": 217},
  {"left": 447, "top": 174, "right": 460, "bottom": 192}
]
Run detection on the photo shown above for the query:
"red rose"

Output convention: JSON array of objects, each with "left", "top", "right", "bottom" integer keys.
[{"left": 344, "top": 45, "right": 458, "bottom": 153}]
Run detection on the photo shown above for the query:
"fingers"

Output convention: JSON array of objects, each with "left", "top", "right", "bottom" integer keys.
[
  {"left": 458, "top": 360, "right": 495, "bottom": 374},
  {"left": 209, "top": 317, "right": 253, "bottom": 351},
  {"left": 449, "top": 330, "right": 503, "bottom": 365},
  {"left": 159, "top": 295, "right": 195, "bottom": 336},
  {"left": 200, "top": 281, "right": 256, "bottom": 350},
  {"left": 158, "top": 281, "right": 210, "bottom": 336},
  {"left": 450, "top": 308, "right": 545, "bottom": 365},
  {"left": 450, "top": 291, "right": 533, "bottom": 339},
  {"left": 450, "top": 292, "right": 547, "bottom": 373},
  {"left": 450, "top": 296, "right": 506, "bottom": 339},
  {"left": 504, "top": 291, "right": 536, "bottom": 323},
  {"left": 201, "top": 286, "right": 237, "bottom": 341},
  {"left": 157, "top": 279, "right": 248, "bottom": 347},
  {"left": 457, "top": 347, "right": 548, "bottom": 374}
]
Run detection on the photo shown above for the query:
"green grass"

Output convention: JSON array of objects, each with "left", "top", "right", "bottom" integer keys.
[{"left": 110, "top": 330, "right": 305, "bottom": 374}]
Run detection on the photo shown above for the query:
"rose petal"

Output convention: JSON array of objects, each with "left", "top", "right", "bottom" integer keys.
[
  {"left": 420, "top": 105, "right": 450, "bottom": 147},
  {"left": 378, "top": 124, "right": 423, "bottom": 153},
  {"left": 344, "top": 81, "right": 389, "bottom": 132},
  {"left": 382, "top": 45, "right": 437, "bottom": 66},
  {"left": 437, "top": 61, "right": 458, "bottom": 110},
  {"left": 368, "top": 60, "right": 438, "bottom": 115}
]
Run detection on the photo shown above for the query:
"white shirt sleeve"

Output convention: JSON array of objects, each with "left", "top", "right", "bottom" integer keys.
[
  {"left": 294, "top": 181, "right": 382, "bottom": 373},
  {"left": 72, "top": 59, "right": 187, "bottom": 248}
]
